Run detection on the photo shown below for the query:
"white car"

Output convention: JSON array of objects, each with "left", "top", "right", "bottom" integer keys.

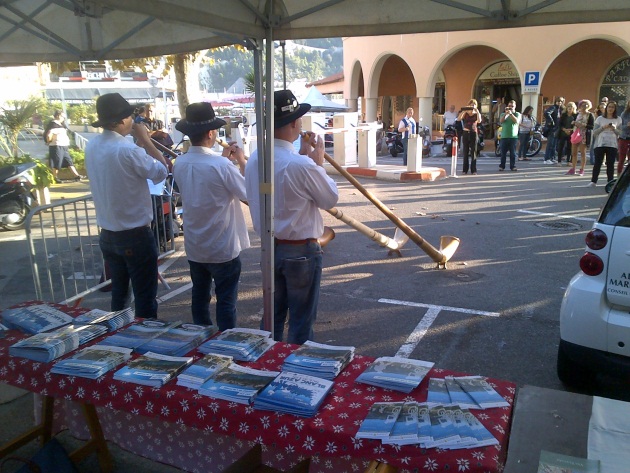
[{"left": 558, "top": 171, "right": 630, "bottom": 387}]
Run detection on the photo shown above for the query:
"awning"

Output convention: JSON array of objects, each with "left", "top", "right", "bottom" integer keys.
[{"left": 44, "top": 88, "right": 174, "bottom": 104}]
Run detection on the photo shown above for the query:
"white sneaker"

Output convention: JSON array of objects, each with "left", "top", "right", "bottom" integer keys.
[
  {"left": 586, "top": 182, "right": 596, "bottom": 187},
  {"left": 551, "top": 159, "right": 558, "bottom": 164},
  {"left": 543, "top": 160, "right": 553, "bottom": 165}
]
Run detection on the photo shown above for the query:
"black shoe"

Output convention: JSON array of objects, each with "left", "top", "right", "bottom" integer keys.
[
  {"left": 73, "top": 175, "right": 86, "bottom": 181},
  {"left": 54, "top": 178, "right": 62, "bottom": 184}
]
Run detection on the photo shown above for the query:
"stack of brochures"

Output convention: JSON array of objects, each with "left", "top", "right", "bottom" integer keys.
[
  {"left": 51, "top": 345, "right": 133, "bottom": 379},
  {"left": 427, "top": 376, "right": 510, "bottom": 409},
  {"left": 9, "top": 324, "right": 108, "bottom": 362},
  {"left": 254, "top": 371, "right": 334, "bottom": 417},
  {"left": 198, "top": 363, "right": 279, "bottom": 404},
  {"left": 355, "top": 401, "right": 498, "bottom": 449},
  {"left": 1, "top": 303, "right": 73, "bottom": 334},
  {"left": 100, "top": 319, "right": 179, "bottom": 350},
  {"left": 72, "top": 308, "right": 135, "bottom": 332},
  {"left": 197, "top": 328, "right": 275, "bottom": 362},
  {"left": 282, "top": 341, "right": 355, "bottom": 380},
  {"left": 176, "top": 353, "right": 233, "bottom": 389},
  {"left": 135, "top": 323, "right": 218, "bottom": 357},
  {"left": 113, "top": 351, "right": 193, "bottom": 387},
  {"left": 355, "top": 356, "right": 434, "bottom": 393}
]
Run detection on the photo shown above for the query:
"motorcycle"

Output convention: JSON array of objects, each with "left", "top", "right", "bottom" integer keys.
[
  {"left": 494, "top": 123, "right": 542, "bottom": 158},
  {"left": 442, "top": 124, "right": 457, "bottom": 157},
  {"left": 386, "top": 131, "right": 404, "bottom": 157},
  {"left": 476, "top": 122, "right": 485, "bottom": 155},
  {"left": 420, "top": 125, "right": 432, "bottom": 157},
  {"left": 0, "top": 162, "right": 39, "bottom": 231}
]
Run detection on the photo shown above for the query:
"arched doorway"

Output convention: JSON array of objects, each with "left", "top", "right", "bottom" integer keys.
[{"left": 600, "top": 57, "right": 630, "bottom": 109}]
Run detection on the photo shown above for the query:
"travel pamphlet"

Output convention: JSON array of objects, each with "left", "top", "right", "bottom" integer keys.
[
  {"left": 197, "top": 328, "right": 275, "bottom": 362},
  {"left": 113, "top": 351, "right": 193, "bottom": 387},
  {"left": 135, "top": 323, "right": 218, "bottom": 357},
  {"left": 355, "top": 356, "right": 434, "bottom": 393},
  {"left": 198, "top": 363, "right": 279, "bottom": 404},
  {"left": 537, "top": 450, "right": 600, "bottom": 473},
  {"left": 9, "top": 324, "right": 108, "bottom": 362},
  {"left": 51, "top": 345, "right": 133, "bottom": 379},
  {"left": 282, "top": 340, "right": 355, "bottom": 380},
  {"left": 176, "top": 353, "right": 233, "bottom": 389},
  {"left": 453, "top": 375, "right": 510, "bottom": 409},
  {"left": 427, "top": 377, "right": 452, "bottom": 406},
  {"left": 1, "top": 304, "right": 73, "bottom": 334},
  {"left": 444, "top": 376, "right": 480, "bottom": 409},
  {"left": 100, "top": 319, "right": 180, "bottom": 350},
  {"left": 355, "top": 402, "right": 405, "bottom": 439},
  {"left": 427, "top": 376, "right": 510, "bottom": 409},
  {"left": 426, "top": 404, "right": 461, "bottom": 448},
  {"left": 381, "top": 402, "right": 420, "bottom": 445},
  {"left": 254, "top": 370, "right": 334, "bottom": 417},
  {"left": 73, "top": 308, "right": 135, "bottom": 332}
]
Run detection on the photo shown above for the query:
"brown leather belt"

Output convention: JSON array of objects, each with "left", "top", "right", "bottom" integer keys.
[{"left": 274, "top": 238, "right": 317, "bottom": 245}]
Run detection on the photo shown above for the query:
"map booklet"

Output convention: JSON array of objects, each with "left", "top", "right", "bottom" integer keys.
[
  {"left": 453, "top": 375, "right": 510, "bottom": 409},
  {"left": 100, "top": 319, "right": 180, "bottom": 349},
  {"left": 198, "top": 363, "right": 279, "bottom": 405},
  {"left": 73, "top": 308, "right": 135, "bottom": 332},
  {"left": 113, "top": 351, "right": 193, "bottom": 387},
  {"left": 176, "top": 353, "right": 233, "bottom": 389},
  {"left": 51, "top": 345, "right": 133, "bottom": 379},
  {"left": 538, "top": 450, "right": 600, "bottom": 473},
  {"left": 355, "top": 402, "right": 405, "bottom": 439},
  {"left": 355, "top": 356, "right": 434, "bottom": 393},
  {"left": 254, "top": 370, "right": 334, "bottom": 417},
  {"left": 9, "top": 324, "right": 108, "bottom": 362},
  {"left": 134, "top": 323, "right": 218, "bottom": 357},
  {"left": 282, "top": 340, "right": 355, "bottom": 380},
  {"left": 444, "top": 376, "right": 480, "bottom": 409},
  {"left": 1, "top": 304, "right": 73, "bottom": 334},
  {"left": 425, "top": 405, "right": 460, "bottom": 448},
  {"left": 381, "top": 402, "right": 420, "bottom": 445},
  {"left": 427, "top": 378, "right": 452, "bottom": 406},
  {"left": 198, "top": 328, "right": 275, "bottom": 362}
]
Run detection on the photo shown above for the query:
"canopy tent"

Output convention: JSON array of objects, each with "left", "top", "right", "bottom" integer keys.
[
  {"left": 43, "top": 87, "right": 174, "bottom": 104},
  {"left": 302, "top": 86, "right": 348, "bottom": 113},
  {"left": 3, "top": 0, "right": 629, "bottom": 335}
]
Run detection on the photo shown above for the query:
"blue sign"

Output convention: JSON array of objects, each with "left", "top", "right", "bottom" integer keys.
[{"left": 525, "top": 71, "right": 540, "bottom": 86}]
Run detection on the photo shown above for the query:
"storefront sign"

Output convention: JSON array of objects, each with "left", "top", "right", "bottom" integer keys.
[
  {"left": 603, "top": 57, "right": 630, "bottom": 85},
  {"left": 478, "top": 61, "right": 520, "bottom": 83}
]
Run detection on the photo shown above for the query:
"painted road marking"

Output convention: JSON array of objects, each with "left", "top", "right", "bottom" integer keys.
[
  {"left": 379, "top": 298, "right": 500, "bottom": 358},
  {"left": 517, "top": 209, "right": 595, "bottom": 223}
]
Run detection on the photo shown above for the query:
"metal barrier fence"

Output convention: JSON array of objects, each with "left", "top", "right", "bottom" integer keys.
[{"left": 25, "top": 190, "right": 177, "bottom": 306}]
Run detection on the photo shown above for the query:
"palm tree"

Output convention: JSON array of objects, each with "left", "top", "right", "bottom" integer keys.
[{"left": 0, "top": 98, "right": 45, "bottom": 157}]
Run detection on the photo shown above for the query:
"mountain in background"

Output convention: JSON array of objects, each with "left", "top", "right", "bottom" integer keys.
[{"left": 200, "top": 38, "right": 342, "bottom": 94}]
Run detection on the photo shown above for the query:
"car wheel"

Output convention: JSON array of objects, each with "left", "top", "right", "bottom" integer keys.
[{"left": 557, "top": 341, "right": 597, "bottom": 389}]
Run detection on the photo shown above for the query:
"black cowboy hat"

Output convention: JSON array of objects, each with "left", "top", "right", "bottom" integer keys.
[
  {"left": 274, "top": 89, "right": 311, "bottom": 128},
  {"left": 175, "top": 102, "right": 226, "bottom": 136},
  {"left": 91, "top": 93, "right": 136, "bottom": 127}
]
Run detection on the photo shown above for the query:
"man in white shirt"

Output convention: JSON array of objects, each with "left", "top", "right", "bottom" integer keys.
[
  {"left": 173, "top": 102, "right": 249, "bottom": 330},
  {"left": 397, "top": 107, "right": 416, "bottom": 165},
  {"left": 85, "top": 93, "right": 169, "bottom": 318},
  {"left": 443, "top": 104, "right": 458, "bottom": 128},
  {"left": 245, "top": 90, "right": 339, "bottom": 344},
  {"left": 45, "top": 110, "right": 84, "bottom": 183}
]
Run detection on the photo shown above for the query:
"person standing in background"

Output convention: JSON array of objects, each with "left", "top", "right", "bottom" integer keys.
[
  {"left": 617, "top": 101, "right": 630, "bottom": 177},
  {"left": 567, "top": 99, "right": 595, "bottom": 176},
  {"left": 518, "top": 106, "right": 535, "bottom": 162},
  {"left": 44, "top": 110, "right": 84, "bottom": 183},
  {"left": 543, "top": 97, "right": 565, "bottom": 164},
  {"left": 443, "top": 104, "right": 458, "bottom": 128},
  {"left": 556, "top": 101, "right": 577, "bottom": 166},
  {"left": 173, "top": 102, "right": 250, "bottom": 331},
  {"left": 499, "top": 100, "right": 521, "bottom": 171},
  {"left": 491, "top": 96, "right": 504, "bottom": 139},
  {"left": 457, "top": 99, "right": 481, "bottom": 175},
  {"left": 588, "top": 101, "right": 621, "bottom": 187},
  {"left": 397, "top": 107, "right": 416, "bottom": 166}
]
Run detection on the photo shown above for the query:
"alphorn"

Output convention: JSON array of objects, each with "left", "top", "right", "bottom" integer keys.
[{"left": 301, "top": 132, "right": 460, "bottom": 268}]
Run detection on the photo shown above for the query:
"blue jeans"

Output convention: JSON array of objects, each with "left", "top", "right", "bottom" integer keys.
[
  {"left": 544, "top": 134, "right": 558, "bottom": 160},
  {"left": 500, "top": 137, "right": 518, "bottom": 170},
  {"left": 518, "top": 132, "right": 530, "bottom": 158},
  {"left": 100, "top": 226, "right": 158, "bottom": 318},
  {"left": 267, "top": 241, "right": 323, "bottom": 344},
  {"left": 189, "top": 257, "right": 241, "bottom": 331},
  {"left": 402, "top": 137, "right": 409, "bottom": 165}
]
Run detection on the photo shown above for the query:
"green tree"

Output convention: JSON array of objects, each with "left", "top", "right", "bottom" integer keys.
[{"left": 0, "top": 97, "right": 45, "bottom": 157}]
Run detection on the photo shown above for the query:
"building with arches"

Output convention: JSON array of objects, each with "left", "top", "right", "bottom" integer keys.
[{"left": 344, "top": 22, "right": 630, "bottom": 137}]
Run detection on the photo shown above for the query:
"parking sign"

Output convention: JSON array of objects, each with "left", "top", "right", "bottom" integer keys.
[{"left": 523, "top": 71, "right": 540, "bottom": 93}]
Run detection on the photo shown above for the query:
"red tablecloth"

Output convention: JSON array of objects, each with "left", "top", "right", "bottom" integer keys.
[{"left": 1, "top": 301, "right": 516, "bottom": 472}]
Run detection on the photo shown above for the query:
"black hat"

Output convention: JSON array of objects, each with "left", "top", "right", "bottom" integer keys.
[
  {"left": 92, "top": 93, "right": 136, "bottom": 127},
  {"left": 274, "top": 90, "right": 311, "bottom": 128},
  {"left": 175, "top": 102, "right": 226, "bottom": 136}
]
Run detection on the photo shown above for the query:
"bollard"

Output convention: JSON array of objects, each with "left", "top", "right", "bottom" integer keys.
[{"left": 450, "top": 135, "right": 458, "bottom": 177}]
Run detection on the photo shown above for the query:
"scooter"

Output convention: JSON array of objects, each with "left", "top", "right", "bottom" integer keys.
[
  {"left": 0, "top": 162, "right": 38, "bottom": 231},
  {"left": 443, "top": 125, "right": 457, "bottom": 157},
  {"left": 386, "top": 131, "right": 404, "bottom": 157},
  {"left": 420, "top": 125, "right": 431, "bottom": 157}
]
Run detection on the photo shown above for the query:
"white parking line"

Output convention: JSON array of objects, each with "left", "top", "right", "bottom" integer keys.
[
  {"left": 517, "top": 209, "right": 596, "bottom": 222},
  {"left": 379, "top": 298, "right": 500, "bottom": 358},
  {"left": 157, "top": 283, "right": 192, "bottom": 303}
]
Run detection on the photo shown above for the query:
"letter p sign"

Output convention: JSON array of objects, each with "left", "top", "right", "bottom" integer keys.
[{"left": 523, "top": 71, "right": 540, "bottom": 93}]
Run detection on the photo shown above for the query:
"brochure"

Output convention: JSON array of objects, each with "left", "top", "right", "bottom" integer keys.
[
  {"left": 113, "top": 351, "right": 193, "bottom": 387},
  {"left": 426, "top": 377, "right": 452, "bottom": 406},
  {"left": 1, "top": 304, "right": 73, "bottom": 334},
  {"left": 355, "top": 402, "right": 404, "bottom": 439},
  {"left": 453, "top": 375, "right": 510, "bottom": 409},
  {"left": 73, "top": 308, "right": 135, "bottom": 332},
  {"left": 282, "top": 340, "right": 355, "bottom": 380},
  {"left": 444, "top": 376, "right": 480, "bottom": 409},
  {"left": 51, "top": 345, "right": 133, "bottom": 379},
  {"left": 176, "top": 353, "right": 233, "bottom": 389},
  {"left": 135, "top": 323, "right": 218, "bottom": 357},
  {"left": 100, "top": 319, "right": 180, "bottom": 349},
  {"left": 355, "top": 356, "right": 434, "bottom": 393},
  {"left": 381, "top": 402, "right": 419, "bottom": 445},
  {"left": 198, "top": 328, "right": 275, "bottom": 362},
  {"left": 198, "top": 363, "right": 279, "bottom": 404},
  {"left": 254, "top": 370, "right": 334, "bottom": 417}
]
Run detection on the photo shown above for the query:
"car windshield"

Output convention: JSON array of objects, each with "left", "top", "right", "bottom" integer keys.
[{"left": 600, "top": 169, "right": 630, "bottom": 227}]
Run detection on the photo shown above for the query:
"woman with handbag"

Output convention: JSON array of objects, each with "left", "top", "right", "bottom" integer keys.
[
  {"left": 567, "top": 99, "right": 594, "bottom": 176},
  {"left": 587, "top": 101, "right": 622, "bottom": 187},
  {"left": 518, "top": 106, "right": 535, "bottom": 161},
  {"left": 556, "top": 102, "right": 577, "bottom": 166}
]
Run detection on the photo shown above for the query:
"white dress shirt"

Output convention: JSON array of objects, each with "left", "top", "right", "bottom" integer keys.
[
  {"left": 85, "top": 130, "right": 168, "bottom": 231},
  {"left": 47, "top": 120, "right": 70, "bottom": 146},
  {"left": 172, "top": 146, "right": 250, "bottom": 264},
  {"left": 245, "top": 138, "right": 338, "bottom": 240}
]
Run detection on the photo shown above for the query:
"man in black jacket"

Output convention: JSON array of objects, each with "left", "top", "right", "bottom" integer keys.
[{"left": 543, "top": 97, "right": 565, "bottom": 164}]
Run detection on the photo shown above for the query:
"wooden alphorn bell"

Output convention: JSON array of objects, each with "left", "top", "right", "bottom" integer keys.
[{"left": 300, "top": 132, "right": 460, "bottom": 268}]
